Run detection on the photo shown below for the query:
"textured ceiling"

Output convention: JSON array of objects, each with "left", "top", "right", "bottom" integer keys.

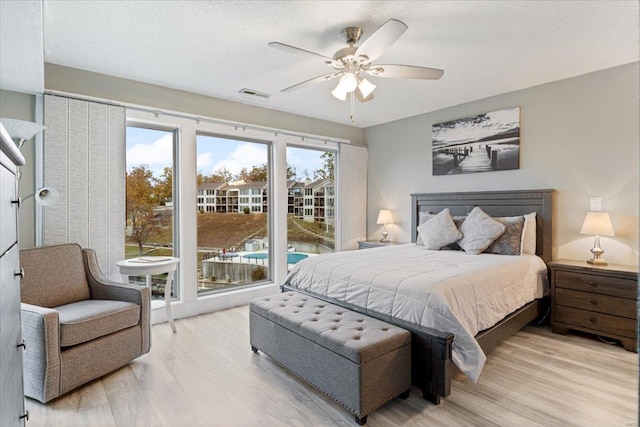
[
  {"left": 1, "top": 1, "right": 638, "bottom": 128},
  {"left": 0, "top": 1, "right": 44, "bottom": 94}
]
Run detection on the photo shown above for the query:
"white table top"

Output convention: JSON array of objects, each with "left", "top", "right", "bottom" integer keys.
[{"left": 116, "top": 256, "right": 179, "bottom": 274}]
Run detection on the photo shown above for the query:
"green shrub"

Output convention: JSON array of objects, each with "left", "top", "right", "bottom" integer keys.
[
  {"left": 251, "top": 268, "right": 266, "bottom": 281},
  {"left": 210, "top": 275, "right": 217, "bottom": 282},
  {"left": 243, "top": 207, "right": 250, "bottom": 214}
]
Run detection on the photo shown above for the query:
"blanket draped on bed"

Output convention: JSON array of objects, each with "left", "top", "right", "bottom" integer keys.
[{"left": 284, "top": 244, "right": 548, "bottom": 381}]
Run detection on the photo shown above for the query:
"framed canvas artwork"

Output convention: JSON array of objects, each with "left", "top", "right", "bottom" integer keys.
[{"left": 432, "top": 107, "right": 520, "bottom": 175}]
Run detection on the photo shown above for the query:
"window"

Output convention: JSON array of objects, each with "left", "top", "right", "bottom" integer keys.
[
  {"left": 196, "top": 134, "right": 270, "bottom": 295},
  {"left": 125, "top": 125, "right": 177, "bottom": 301},
  {"left": 286, "top": 147, "right": 336, "bottom": 267},
  {"left": 124, "top": 108, "right": 349, "bottom": 318}
]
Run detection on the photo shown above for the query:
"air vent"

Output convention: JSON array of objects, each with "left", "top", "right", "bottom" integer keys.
[{"left": 239, "top": 88, "right": 270, "bottom": 103}]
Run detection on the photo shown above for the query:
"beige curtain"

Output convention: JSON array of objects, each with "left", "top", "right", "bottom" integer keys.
[
  {"left": 43, "top": 94, "right": 125, "bottom": 279},
  {"left": 338, "top": 143, "right": 368, "bottom": 251}
]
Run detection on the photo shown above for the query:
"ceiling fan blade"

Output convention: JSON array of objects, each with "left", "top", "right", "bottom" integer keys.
[
  {"left": 281, "top": 73, "right": 339, "bottom": 93},
  {"left": 366, "top": 64, "right": 444, "bottom": 80},
  {"left": 355, "top": 19, "right": 408, "bottom": 63},
  {"left": 268, "top": 42, "right": 333, "bottom": 62},
  {"left": 354, "top": 87, "right": 374, "bottom": 103}
]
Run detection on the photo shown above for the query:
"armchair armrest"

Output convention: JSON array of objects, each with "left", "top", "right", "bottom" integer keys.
[
  {"left": 82, "top": 248, "right": 150, "bottom": 306},
  {"left": 82, "top": 248, "right": 151, "bottom": 353},
  {"left": 20, "top": 303, "right": 61, "bottom": 403}
]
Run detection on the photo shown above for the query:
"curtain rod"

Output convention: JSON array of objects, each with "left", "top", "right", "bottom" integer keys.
[
  {"left": 44, "top": 90, "right": 361, "bottom": 148},
  {"left": 127, "top": 105, "right": 353, "bottom": 146}
]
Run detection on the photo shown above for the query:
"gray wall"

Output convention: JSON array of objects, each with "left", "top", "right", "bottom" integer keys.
[
  {"left": 0, "top": 89, "right": 37, "bottom": 248},
  {"left": 365, "top": 63, "right": 639, "bottom": 266},
  {"left": 45, "top": 63, "right": 365, "bottom": 146}
]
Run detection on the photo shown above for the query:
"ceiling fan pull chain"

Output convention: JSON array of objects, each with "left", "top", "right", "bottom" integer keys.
[{"left": 350, "top": 92, "right": 356, "bottom": 125}]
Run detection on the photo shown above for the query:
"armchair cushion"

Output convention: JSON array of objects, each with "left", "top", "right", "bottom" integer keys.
[
  {"left": 21, "top": 243, "right": 90, "bottom": 307},
  {"left": 57, "top": 299, "right": 140, "bottom": 347}
]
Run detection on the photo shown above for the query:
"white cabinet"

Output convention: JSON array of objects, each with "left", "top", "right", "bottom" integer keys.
[{"left": 0, "top": 124, "right": 27, "bottom": 426}]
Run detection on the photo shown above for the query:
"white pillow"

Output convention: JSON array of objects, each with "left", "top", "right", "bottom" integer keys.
[
  {"left": 417, "top": 209, "right": 462, "bottom": 250},
  {"left": 458, "top": 207, "right": 506, "bottom": 255},
  {"left": 415, "top": 212, "right": 434, "bottom": 246},
  {"left": 520, "top": 212, "right": 537, "bottom": 255}
]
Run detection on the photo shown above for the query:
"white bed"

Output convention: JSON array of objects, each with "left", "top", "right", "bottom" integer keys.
[{"left": 285, "top": 244, "right": 548, "bottom": 381}]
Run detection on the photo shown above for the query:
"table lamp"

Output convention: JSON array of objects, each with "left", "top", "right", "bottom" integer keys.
[
  {"left": 579, "top": 211, "right": 615, "bottom": 266},
  {"left": 376, "top": 209, "right": 393, "bottom": 243}
]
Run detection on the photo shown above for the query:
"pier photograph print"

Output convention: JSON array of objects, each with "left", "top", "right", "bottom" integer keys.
[{"left": 432, "top": 107, "right": 520, "bottom": 175}]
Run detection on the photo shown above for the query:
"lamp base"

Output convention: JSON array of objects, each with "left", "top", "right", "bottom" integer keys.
[
  {"left": 380, "top": 230, "right": 389, "bottom": 243},
  {"left": 587, "top": 258, "right": 608, "bottom": 266}
]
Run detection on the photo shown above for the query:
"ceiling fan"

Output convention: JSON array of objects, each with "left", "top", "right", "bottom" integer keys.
[{"left": 269, "top": 19, "right": 444, "bottom": 107}]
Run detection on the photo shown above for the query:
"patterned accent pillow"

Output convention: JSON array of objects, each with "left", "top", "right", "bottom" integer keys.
[
  {"left": 417, "top": 208, "right": 463, "bottom": 250},
  {"left": 458, "top": 207, "right": 506, "bottom": 255},
  {"left": 484, "top": 216, "right": 525, "bottom": 255}
]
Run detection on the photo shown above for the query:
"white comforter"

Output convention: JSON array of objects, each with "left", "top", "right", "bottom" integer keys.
[{"left": 284, "top": 244, "right": 548, "bottom": 382}]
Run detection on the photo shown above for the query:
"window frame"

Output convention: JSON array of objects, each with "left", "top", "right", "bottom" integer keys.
[
  {"left": 125, "top": 108, "right": 341, "bottom": 318},
  {"left": 124, "top": 119, "right": 181, "bottom": 300}
]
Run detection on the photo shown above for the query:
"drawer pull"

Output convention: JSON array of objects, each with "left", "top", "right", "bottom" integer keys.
[
  {"left": 590, "top": 299, "right": 598, "bottom": 305},
  {"left": 17, "top": 340, "right": 26, "bottom": 351},
  {"left": 589, "top": 281, "right": 597, "bottom": 287},
  {"left": 19, "top": 410, "right": 29, "bottom": 421},
  {"left": 14, "top": 268, "right": 24, "bottom": 278},
  {"left": 11, "top": 198, "right": 21, "bottom": 207},
  {"left": 589, "top": 316, "right": 597, "bottom": 324}
]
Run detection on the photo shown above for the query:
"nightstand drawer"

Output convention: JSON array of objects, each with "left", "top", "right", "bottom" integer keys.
[
  {"left": 555, "top": 288, "right": 636, "bottom": 318},
  {"left": 555, "top": 270, "right": 636, "bottom": 299},
  {"left": 555, "top": 306, "right": 637, "bottom": 338}
]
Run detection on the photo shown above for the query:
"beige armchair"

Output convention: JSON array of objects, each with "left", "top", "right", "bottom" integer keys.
[{"left": 19, "top": 243, "right": 150, "bottom": 403}]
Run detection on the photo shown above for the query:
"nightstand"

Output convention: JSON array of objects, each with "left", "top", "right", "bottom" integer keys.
[
  {"left": 357, "top": 240, "right": 399, "bottom": 249},
  {"left": 549, "top": 260, "right": 638, "bottom": 352}
]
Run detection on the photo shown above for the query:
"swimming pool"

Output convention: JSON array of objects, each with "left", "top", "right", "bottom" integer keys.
[{"left": 244, "top": 252, "right": 309, "bottom": 264}]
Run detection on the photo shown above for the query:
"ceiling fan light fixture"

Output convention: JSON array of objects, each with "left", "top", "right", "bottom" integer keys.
[
  {"left": 331, "top": 84, "right": 347, "bottom": 101},
  {"left": 338, "top": 73, "right": 358, "bottom": 93},
  {"left": 357, "top": 78, "right": 376, "bottom": 98}
]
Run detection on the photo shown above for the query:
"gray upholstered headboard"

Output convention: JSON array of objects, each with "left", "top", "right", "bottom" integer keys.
[{"left": 410, "top": 189, "right": 554, "bottom": 264}]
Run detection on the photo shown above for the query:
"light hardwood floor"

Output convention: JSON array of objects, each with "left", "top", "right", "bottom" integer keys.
[{"left": 26, "top": 305, "right": 638, "bottom": 427}]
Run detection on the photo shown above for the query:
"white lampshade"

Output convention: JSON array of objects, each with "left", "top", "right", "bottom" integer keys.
[
  {"left": 331, "top": 84, "right": 347, "bottom": 101},
  {"left": 376, "top": 209, "right": 393, "bottom": 225},
  {"left": 23, "top": 187, "right": 59, "bottom": 206},
  {"left": 338, "top": 73, "right": 358, "bottom": 93},
  {"left": 0, "top": 118, "right": 45, "bottom": 142},
  {"left": 579, "top": 212, "right": 615, "bottom": 236},
  {"left": 357, "top": 78, "right": 376, "bottom": 98}
]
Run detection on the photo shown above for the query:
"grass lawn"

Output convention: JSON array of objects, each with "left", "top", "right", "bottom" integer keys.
[{"left": 126, "top": 212, "right": 334, "bottom": 251}]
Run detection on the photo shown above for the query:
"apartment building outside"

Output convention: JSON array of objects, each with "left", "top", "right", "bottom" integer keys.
[{"left": 197, "top": 179, "right": 334, "bottom": 226}]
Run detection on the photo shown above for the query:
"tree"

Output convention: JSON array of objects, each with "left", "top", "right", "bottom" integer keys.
[
  {"left": 286, "top": 164, "right": 297, "bottom": 181},
  {"left": 314, "top": 152, "right": 334, "bottom": 181},
  {"left": 126, "top": 165, "right": 161, "bottom": 255},
  {"left": 208, "top": 167, "right": 234, "bottom": 183},
  {"left": 238, "top": 164, "right": 268, "bottom": 182},
  {"left": 155, "top": 166, "right": 172, "bottom": 205}
]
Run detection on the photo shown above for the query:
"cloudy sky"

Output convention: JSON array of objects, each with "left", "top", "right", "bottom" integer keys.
[{"left": 126, "top": 127, "right": 325, "bottom": 180}]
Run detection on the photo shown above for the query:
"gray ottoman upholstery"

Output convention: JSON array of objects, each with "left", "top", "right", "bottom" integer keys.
[{"left": 250, "top": 292, "right": 411, "bottom": 425}]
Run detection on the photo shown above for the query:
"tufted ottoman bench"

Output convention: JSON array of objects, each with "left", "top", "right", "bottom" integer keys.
[{"left": 250, "top": 292, "right": 411, "bottom": 425}]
